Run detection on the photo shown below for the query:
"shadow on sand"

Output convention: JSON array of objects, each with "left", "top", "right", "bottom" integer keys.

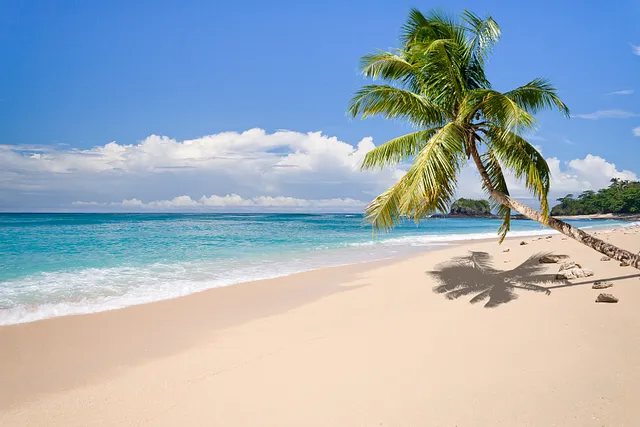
[{"left": 428, "top": 251, "right": 569, "bottom": 308}]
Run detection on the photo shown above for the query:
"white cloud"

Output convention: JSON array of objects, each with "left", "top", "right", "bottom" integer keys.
[
  {"left": 2, "top": 129, "right": 637, "bottom": 212},
  {"left": 0, "top": 129, "right": 396, "bottom": 210},
  {"left": 632, "top": 44, "right": 640, "bottom": 56},
  {"left": 572, "top": 110, "right": 640, "bottom": 120},
  {"left": 606, "top": 89, "right": 634, "bottom": 95},
  {"left": 72, "top": 194, "right": 365, "bottom": 212},
  {"left": 1, "top": 129, "right": 374, "bottom": 175},
  {"left": 546, "top": 155, "right": 637, "bottom": 196},
  {"left": 633, "top": 127, "right": 640, "bottom": 136}
]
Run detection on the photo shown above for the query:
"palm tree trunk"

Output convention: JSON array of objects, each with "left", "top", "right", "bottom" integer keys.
[{"left": 468, "top": 146, "right": 640, "bottom": 269}]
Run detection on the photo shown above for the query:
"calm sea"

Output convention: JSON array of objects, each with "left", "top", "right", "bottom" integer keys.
[{"left": 0, "top": 213, "right": 632, "bottom": 324}]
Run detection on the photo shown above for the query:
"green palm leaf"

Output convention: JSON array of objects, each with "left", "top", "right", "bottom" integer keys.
[
  {"left": 505, "top": 78, "right": 570, "bottom": 117},
  {"left": 348, "top": 85, "right": 446, "bottom": 127},
  {"left": 364, "top": 122, "right": 467, "bottom": 230},
  {"left": 364, "top": 175, "right": 410, "bottom": 232},
  {"left": 481, "top": 150, "right": 511, "bottom": 242},
  {"left": 400, "top": 122, "right": 467, "bottom": 218},
  {"left": 461, "top": 89, "right": 536, "bottom": 133},
  {"left": 359, "top": 50, "right": 424, "bottom": 93},
  {"left": 485, "top": 127, "right": 551, "bottom": 219},
  {"left": 360, "top": 128, "right": 440, "bottom": 170},
  {"left": 460, "top": 9, "right": 501, "bottom": 65}
]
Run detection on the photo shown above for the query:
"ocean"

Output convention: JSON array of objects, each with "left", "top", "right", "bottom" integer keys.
[{"left": 0, "top": 213, "right": 633, "bottom": 325}]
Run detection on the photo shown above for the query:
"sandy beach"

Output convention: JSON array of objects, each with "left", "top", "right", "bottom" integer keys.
[{"left": 2, "top": 226, "right": 640, "bottom": 426}]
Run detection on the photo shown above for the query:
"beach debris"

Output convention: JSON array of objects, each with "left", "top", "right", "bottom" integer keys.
[
  {"left": 620, "top": 261, "right": 630, "bottom": 267},
  {"left": 556, "top": 261, "right": 593, "bottom": 280},
  {"left": 592, "top": 281, "right": 613, "bottom": 290},
  {"left": 502, "top": 248, "right": 510, "bottom": 252},
  {"left": 596, "top": 293, "right": 619, "bottom": 303},
  {"left": 520, "top": 241, "right": 528, "bottom": 246},
  {"left": 504, "top": 260, "right": 510, "bottom": 263},
  {"left": 546, "top": 235, "right": 552, "bottom": 239},
  {"left": 538, "top": 254, "right": 569, "bottom": 264},
  {"left": 561, "top": 237, "right": 567, "bottom": 240},
  {"left": 600, "top": 256, "right": 611, "bottom": 261},
  {"left": 556, "top": 268, "right": 593, "bottom": 280},
  {"left": 559, "top": 261, "right": 582, "bottom": 270}
]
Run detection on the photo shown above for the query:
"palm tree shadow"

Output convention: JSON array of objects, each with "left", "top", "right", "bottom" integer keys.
[{"left": 429, "top": 251, "right": 568, "bottom": 308}]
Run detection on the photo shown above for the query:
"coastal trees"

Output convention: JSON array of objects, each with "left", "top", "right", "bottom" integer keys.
[
  {"left": 552, "top": 180, "right": 640, "bottom": 215},
  {"left": 348, "top": 9, "right": 640, "bottom": 269},
  {"left": 449, "top": 198, "right": 491, "bottom": 216}
]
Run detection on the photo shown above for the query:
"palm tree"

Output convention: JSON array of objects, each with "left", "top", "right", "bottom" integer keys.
[{"left": 348, "top": 9, "right": 639, "bottom": 269}]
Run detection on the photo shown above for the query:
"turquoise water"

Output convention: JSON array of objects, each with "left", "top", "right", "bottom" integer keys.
[{"left": 0, "top": 213, "right": 633, "bottom": 324}]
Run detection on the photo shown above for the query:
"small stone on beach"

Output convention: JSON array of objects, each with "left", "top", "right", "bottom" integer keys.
[
  {"left": 592, "top": 281, "right": 613, "bottom": 290},
  {"left": 502, "top": 248, "right": 510, "bottom": 252},
  {"left": 596, "top": 293, "right": 618, "bottom": 303},
  {"left": 556, "top": 261, "right": 593, "bottom": 280},
  {"left": 600, "top": 256, "right": 611, "bottom": 261},
  {"left": 559, "top": 261, "right": 582, "bottom": 271},
  {"left": 520, "top": 241, "right": 527, "bottom": 246},
  {"left": 620, "top": 262, "right": 629, "bottom": 267},
  {"left": 539, "top": 254, "right": 569, "bottom": 264}
]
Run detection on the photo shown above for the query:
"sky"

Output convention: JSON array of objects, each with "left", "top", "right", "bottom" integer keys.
[{"left": 0, "top": 0, "right": 639, "bottom": 212}]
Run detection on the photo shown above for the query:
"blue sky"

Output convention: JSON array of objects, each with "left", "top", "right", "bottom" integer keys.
[{"left": 1, "top": 0, "right": 639, "bottom": 211}]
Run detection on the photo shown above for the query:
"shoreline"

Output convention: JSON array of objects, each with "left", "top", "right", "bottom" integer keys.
[
  {"left": 2, "top": 220, "right": 635, "bottom": 326},
  {"left": 555, "top": 213, "right": 640, "bottom": 220},
  {"left": 1, "top": 225, "right": 639, "bottom": 425}
]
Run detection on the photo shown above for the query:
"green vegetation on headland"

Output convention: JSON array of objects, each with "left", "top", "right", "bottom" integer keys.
[
  {"left": 449, "top": 198, "right": 491, "bottom": 216},
  {"left": 551, "top": 179, "right": 640, "bottom": 216}
]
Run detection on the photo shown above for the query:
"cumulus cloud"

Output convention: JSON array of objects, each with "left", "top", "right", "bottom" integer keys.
[
  {"left": 572, "top": 110, "right": 640, "bottom": 120},
  {"left": 606, "top": 89, "right": 634, "bottom": 95},
  {"left": 1, "top": 129, "right": 400, "bottom": 210},
  {"left": 2, "top": 129, "right": 637, "bottom": 212},
  {"left": 633, "top": 127, "right": 640, "bottom": 136},
  {"left": 633, "top": 44, "right": 640, "bottom": 56},
  {"left": 545, "top": 155, "right": 637, "bottom": 196},
  {"left": 72, "top": 194, "right": 365, "bottom": 212}
]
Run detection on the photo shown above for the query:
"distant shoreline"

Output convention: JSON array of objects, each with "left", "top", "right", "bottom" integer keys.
[
  {"left": 430, "top": 213, "right": 640, "bottom": 221},
  {"left": 553, "top": 213, "right": 640, "bottom": 221}
]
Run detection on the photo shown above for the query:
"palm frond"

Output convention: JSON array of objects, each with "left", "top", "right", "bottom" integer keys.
[
  {"left": 505, "top": 78, "right": 570, "bottom": 117},
  {"left": 348, "top": 85, "right": 446, "bottom": 128},
  {"left": 365, "top": 122, "right": 467, "bottom": 230},
  {"left": 481, "top": 150, "right": 511, "bottom": 242},
  {"left": 360, "top": 128, "right": 440, "bottom": 170},
  {"left": 463, "top": 89, "right": 536, "bottom": 133},
  {"left": 359, "top": 50, "right": 423, "bottom": 92},
  {"left": 398, "top": 122, "right": 467, "bottom": 219},
  {"left": 460, "top": 10, "right": 501, "bottom": 65},
  {"left": 401, "top": 8, "right": 464, "bottom": 48},
  {"left": 485, "top": 127, "right": 551, "bottom": 220},
  {"left": 419, "top": 38, "right": 466, "bottom": 101},
  {"left": 364, "top": 175, "right": 410, "bottom": 232}
]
